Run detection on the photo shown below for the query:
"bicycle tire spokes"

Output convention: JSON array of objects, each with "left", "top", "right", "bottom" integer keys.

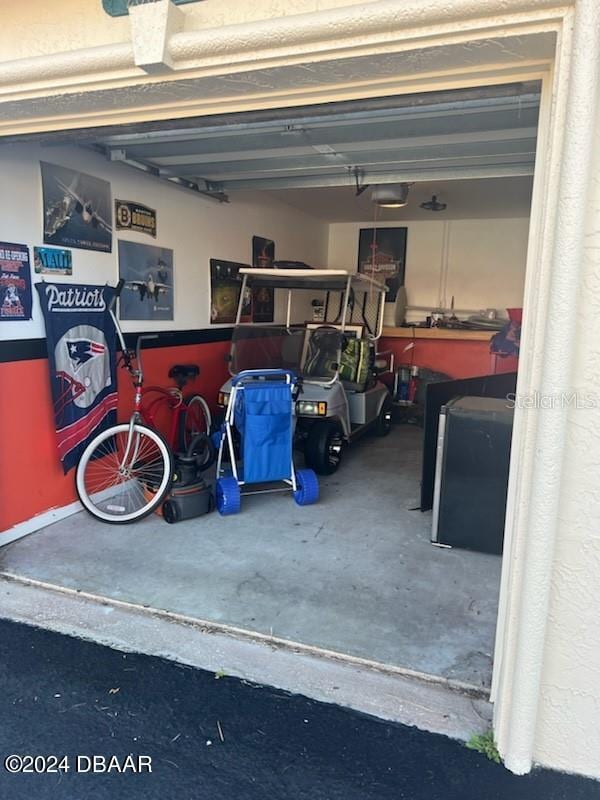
[
  {"left": 180, "top": 395, "right": 212, "bottom": 451},
  {"left": 79, "top": 427, "right": 171, "bottom": 521}
]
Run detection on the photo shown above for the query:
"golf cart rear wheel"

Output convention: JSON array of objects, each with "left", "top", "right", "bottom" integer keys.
[
  {"left": 304, "top": 421, "right": 344, "bottom": 475},
  {"left": 375, "top": 396, "right": 394, "bottom": 436}
]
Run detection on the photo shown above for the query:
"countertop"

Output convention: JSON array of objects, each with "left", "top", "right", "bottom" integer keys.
[{"left": 382, "top": 326, "right": 496, "bottom": 342}]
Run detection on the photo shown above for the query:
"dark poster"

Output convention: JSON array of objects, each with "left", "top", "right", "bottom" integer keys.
[
  {"left": 41, "top": 161, "right": 113, "bottom": 253},
  {"left": 252, "top": 236, "right": 275, "bottom": 323},
  {"left": 115, "top": 200, "right": 157, "bottom": 238},
  {"left": 357, "top": 227, "right": 407, "bottom": 301},
  {"left": 35, "top": 282, "right": 118, "bottom": 473},
  {"left": 0, "top": 242, "right": 32, "bottom": 321},
  {"left": 210, "top": 259, "right": 252, "bottom": 324}
]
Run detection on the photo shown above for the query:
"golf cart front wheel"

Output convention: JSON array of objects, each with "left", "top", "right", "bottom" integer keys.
[
  {"left": 293, "top": 469, "right": 319, "bottom": 506},
  {"left": 304, "top": 421, "right": 344, "bottom": 475},
  {"left": 216, "top": 477, "right": 241, "bottom": 516}
]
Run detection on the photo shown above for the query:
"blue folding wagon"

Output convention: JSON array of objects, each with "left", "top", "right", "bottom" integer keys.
[{"left": 215, "top": 369, "right": 319, "bottom": 515}]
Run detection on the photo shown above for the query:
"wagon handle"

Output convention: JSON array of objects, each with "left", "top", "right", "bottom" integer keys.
[{"left": 231, "top": 369, "right": 297, "bottom": 386}]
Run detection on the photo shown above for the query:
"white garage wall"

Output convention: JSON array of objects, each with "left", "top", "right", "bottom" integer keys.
[
  {"left": 0, "top": 143, "right": 329, "bottom": 342},
  {"left": 327, "top": 219, "right": 530, "bottom": 321}
]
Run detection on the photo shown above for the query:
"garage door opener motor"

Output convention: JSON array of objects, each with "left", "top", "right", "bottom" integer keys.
[{"left": 162, "top": 434, "right": 216, "bottom": 524}]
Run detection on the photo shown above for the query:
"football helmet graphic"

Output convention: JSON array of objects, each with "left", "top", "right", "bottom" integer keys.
[
  {"left": 2, "top": 283, "right": 21, "bottom": 309},
  {"left": 54, "top": 324, "right": 112, "bottom": 410}
]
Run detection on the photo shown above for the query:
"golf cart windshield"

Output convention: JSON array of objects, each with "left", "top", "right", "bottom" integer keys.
[{"left": 230, "top": 325, "right": 344, "bottom": 382}]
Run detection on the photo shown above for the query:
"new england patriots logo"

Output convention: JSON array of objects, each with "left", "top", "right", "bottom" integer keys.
[{"left": 66, "top": 338, "right": 106, "bottom": 372}]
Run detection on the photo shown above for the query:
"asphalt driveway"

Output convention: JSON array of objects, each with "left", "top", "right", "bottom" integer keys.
[{"left": 0, "top": 618, "right": 596, "bottom": 800}]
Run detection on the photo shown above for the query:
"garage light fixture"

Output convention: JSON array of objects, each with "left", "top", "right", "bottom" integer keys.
[
  {"left": 371, "top": 184, "right": 410, "bottom": 208},
  {"left": 420, "top": 194, "right": 447, "bottom": 212}
]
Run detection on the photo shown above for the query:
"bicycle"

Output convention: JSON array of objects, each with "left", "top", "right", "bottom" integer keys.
[
  {"left": 75, "top": 281, "right": 212, "bottom": 524},
  {"left": 140, "top": 363, "right": 211, "bottom": 454}
]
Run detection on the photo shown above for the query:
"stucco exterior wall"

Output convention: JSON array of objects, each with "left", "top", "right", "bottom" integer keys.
[
  {"left": 0, "top": 1, "right": 128, "bottom": 60},
  {"left": 531, "top": 92, "right": 600, "bottom": 777},
  {"left": 0, "top": 0, "right": 380, "bottom": 63}
]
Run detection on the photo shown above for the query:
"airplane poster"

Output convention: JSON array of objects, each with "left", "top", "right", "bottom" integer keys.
[
  {"left": 41, "top": 162, "right": 112, "bottom": 253},
  {"left": 118, "top": 240, "right": 174, "bottom": 321}
]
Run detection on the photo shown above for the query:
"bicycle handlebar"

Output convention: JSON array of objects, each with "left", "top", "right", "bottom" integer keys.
[
  {"left": 107, "top": 280, "right": 161, "bottom": 387},
  {"left": 110, "top": 279, "right": 125, "bottom": 308}
]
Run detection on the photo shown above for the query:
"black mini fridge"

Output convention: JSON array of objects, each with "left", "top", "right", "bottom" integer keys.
[{"left": 431, "top": 396, "right": 514, "bottom": 555}]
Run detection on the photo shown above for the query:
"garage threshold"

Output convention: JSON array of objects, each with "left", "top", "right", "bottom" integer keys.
[{"left": 0, "top": 570, "right": 491, "bottom": 741}]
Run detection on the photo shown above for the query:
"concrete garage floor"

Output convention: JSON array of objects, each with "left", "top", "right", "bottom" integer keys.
[{"left": 0, "top": 426, "right": 502, "bottom": 690}]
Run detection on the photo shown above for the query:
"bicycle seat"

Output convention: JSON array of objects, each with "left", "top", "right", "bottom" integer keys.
[{"left": 169, "top": 364, "right": 200, "bottom": 388}]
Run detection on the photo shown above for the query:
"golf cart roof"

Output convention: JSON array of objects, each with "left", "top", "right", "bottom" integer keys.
[{"left": 239, "top": 268, "right": 388, "bottom": 293}]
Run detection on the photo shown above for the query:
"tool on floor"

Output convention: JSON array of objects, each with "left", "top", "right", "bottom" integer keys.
[{"left": 214, "top": 369, "right": 319, "bottom": 515}]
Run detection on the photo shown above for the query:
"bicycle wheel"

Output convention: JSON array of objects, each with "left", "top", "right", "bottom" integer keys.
[
  {"left": 75, "top": 422, "right": 173, "bottom": 524},
  {"left": 179, "top": 394, "right": 212, "bottom": 451}
]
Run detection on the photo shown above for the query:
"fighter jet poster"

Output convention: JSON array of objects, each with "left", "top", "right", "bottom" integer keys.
[
  {"left": 41, "top": 161, "right": 112, "bottom": 253},
  {"left": 118, "top": 240, "right": 174, "bottom": 321}
]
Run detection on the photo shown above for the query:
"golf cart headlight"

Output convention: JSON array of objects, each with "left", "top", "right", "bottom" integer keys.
[
  {"left": 296, "top": 400, "right": 327, "bottom": 416},
  {"left": 218, "top": 391, "right": 230, "bottom": 407}
]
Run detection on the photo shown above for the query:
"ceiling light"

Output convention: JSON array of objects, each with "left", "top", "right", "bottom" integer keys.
[
  {"left": 371, "top": 184, "right": 410, "bottom": 208},
  {"left": 420, "top": 194, "right": 447, "bottom": 212}
]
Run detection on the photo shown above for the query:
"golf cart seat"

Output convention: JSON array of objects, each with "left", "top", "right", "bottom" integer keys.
[{"left": 302, "top": 325, "right": 372, "bottom": 392}]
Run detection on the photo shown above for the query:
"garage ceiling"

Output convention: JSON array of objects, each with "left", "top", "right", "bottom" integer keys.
[
  {"left": 89, "top": 82, "right": 540, "bottom": 201},
  {"left": 258, "top": 176, "right": 534, "bottom": 222}
]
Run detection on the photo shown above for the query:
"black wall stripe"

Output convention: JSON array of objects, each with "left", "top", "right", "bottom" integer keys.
[{"left": 0, "top": 327, "right": 234, "bottom": 364}]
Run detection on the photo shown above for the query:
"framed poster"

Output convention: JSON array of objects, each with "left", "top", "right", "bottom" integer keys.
[
  {"left": 41, "top": 162, "right": 112, "bottom": 253},
  {"left": 252, "top": 235, "right": 275, "bottom": 323},
  {"left": 118, "top": 240, "right": 174, "bottom": 321},
  {"left": 115, "top": 200, "right": 157, "bottom": 238},
  {"left": 34, "top": 246, "right": 73, "bottom": 275},
  {"left": 357, "top": 227, "right": 407, "bottom": 301},
  {"left": 210, "top": 259, "right": 252, "bottom": 324},
  {"left": 0, "top": 242, "right": 32, "bottom": 321}
]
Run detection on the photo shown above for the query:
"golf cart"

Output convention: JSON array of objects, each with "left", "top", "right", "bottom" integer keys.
[{"left": 217, "top": 268, "right": 394, "bottom": 475}]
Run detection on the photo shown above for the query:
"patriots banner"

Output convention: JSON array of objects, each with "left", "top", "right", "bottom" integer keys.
[{"left": 36, "top": 283, "right": 118, "bottom": 473}]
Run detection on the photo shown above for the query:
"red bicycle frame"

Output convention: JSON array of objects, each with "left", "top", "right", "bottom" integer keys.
[{"left": 139, "top": 385, "right": 187, "bottom": 452}]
